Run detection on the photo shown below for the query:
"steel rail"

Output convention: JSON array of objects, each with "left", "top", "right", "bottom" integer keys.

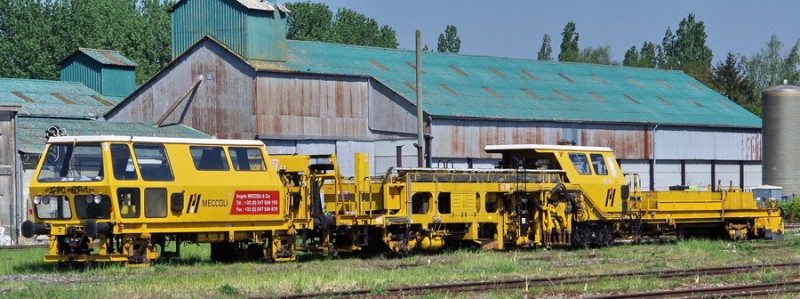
[
  {"left": 588, "top": 280, "right": 800, "bottom": 299},
  {"left": 269, "top": 262, "right": 800, "bottom": 299}
]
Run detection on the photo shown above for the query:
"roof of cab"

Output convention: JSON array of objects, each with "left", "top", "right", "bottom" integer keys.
[
  {"left": 485, "top": 144, "right": 614, "bottom": 153},
  {"left": 47, "top": 135, "right": 265, "bottom": 146}
]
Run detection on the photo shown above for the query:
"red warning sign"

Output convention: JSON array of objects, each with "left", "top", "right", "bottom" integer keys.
[{"left": 230, "top": 190, "right": 280, "bottom": 215}]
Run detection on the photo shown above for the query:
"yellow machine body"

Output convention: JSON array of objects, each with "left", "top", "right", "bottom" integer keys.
[
  {"left": 24, "top": 136, "right": 303, "bottom": 265},
  {"left": 23, "top": 138, "right": 783, "bottom": 264},
  {"left": 284, "top": 144, "right": 783, "bottom": 253}
]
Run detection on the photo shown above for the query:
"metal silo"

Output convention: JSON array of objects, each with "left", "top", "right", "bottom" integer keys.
[{"left": 763, "top": 83, "right": 800, "bottom": 197}]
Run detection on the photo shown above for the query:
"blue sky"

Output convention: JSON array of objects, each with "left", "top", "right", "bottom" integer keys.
[{"left": 315, "top": 0, "right": 800, "bottom": 63}]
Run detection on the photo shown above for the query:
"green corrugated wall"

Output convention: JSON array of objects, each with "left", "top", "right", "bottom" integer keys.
[
  {"left": 61, "top": 56, "right": 102, "bottom": 94},
  {"left": 172, "top": 0, "right": 286, "bottom": 61}
]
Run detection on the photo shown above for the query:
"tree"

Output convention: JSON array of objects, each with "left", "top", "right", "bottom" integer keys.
[
  {"left": 537, "top": 34, "right": 552, "bottom": 61},
  {"left": 0, "top": 0, "right": 174, "bottom": 82},
  {"left": 287, "top": 4, "right": 398, "bottom": 49},
  {"left": 658, "top": 28, "right": 677, "bottom": 69},
  {"left": 623, "top": 46, "right": 639, "bottom": 67},
  {"left": 673, "top": 13, "right": 713, "bottom": 84},
  {"left": 436, "top": 25, "right": 460, "bottom": 53},
  {"left": 285, "top": 2, "right": 332, "bottom": 42},
  {"left": 639, "top": 42, "right": 658, "bottom": 68},
  {"left": 741, "top": 34, "right": 800, "bottom": 102},
  {"left": 558, "top": 21, "right": 579, "bottom": 62},
  {"left": 577, "top": 45, "right": 615, "bottom": 65},
  {"left": 624, "top": 42, "right": 659, "bottom": 68},
  {"left": 711, "top": 52, "right": 755, "bottom": 107}
]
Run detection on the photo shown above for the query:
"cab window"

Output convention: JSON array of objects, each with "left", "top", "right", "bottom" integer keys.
[
  {"left": 134, "top": 144, "right": 174, "bottom": 181},
  {"left": 37, "top": 143, "right": 104, "bottom": 182},
  {"left": 590, "top": 154, "right": 608, "bottom": 175},
  {"left": 111, "top": 144, "right": 138, "bottom": 180},
  {"left": 190, "top": 146, "right": 230, "bottom": 171},
  {"left": 229, "top": 147, "right": 266, "bottom": 171},
  {"left": 568, "top": 153, "right": 591, "bottom": 175},
  {"left": 144, "top": 188, "right": 167, "bottom": 218}
]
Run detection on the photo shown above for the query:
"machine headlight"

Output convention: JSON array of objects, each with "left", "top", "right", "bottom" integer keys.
[
  {"left": 94, "top": 195, "right": 102, "bottom": 204},
  {"left": 42, "top": 196, "right": 51, "bottom": 205},
  {"left": 86, "top": 195, "right": 93, "bottom": 204},
  {"left": 33, "top": 196, "right": 41, "bottom": 205}
]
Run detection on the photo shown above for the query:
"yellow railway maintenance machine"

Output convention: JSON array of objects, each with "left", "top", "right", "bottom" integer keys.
[
  {"left": 298, "top": 144, "right": 783, "bottom": 254},
  {"left": 21, "top": 136, "right": 305, "bottom": 265}
]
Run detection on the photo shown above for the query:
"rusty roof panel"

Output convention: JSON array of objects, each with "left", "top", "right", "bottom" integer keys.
[
  {"left": 592, "top": 75, "right": 608, "bottom": 85},
  {"left": 688, "top": 97, "right": 704, "bottom": 107},
  {"left": 90, "top": 95, "right": 114, "bottom": 106},
  {"left": 369, "top": 59, "right": 387, "bottom": 71},
  {"left": 521, "top": 70, "right": 539, "bottom": 80},
  {"left": 589, "top": 92, "right": 607, "bottom": 102},
  {"left": 489, "top": 68, "right": 506, "bottom": 78},
  {"left": 558, "top": 73, "right": 575, "bottom": 83},
  {"left": 552, "top": 89, "right": 572, "bottom": 101},
  {"left": 520, "top": 88, "right": 541, "bottom": 100},
  {"left": 51, "top": 93, "right": 75, "bottom": 105},
  {"left": 656, "top": 96, "right": 672, "bottom": 105},
  {"left": 482, "top": 86, "right": 500, "bottom": 98},
  {"left": 626, "top": 78, "right": 642, "bottom": 87},
  {"left": 12, "top": 92, "right": 34, "bottom": 103},
  {"left": 623, "top": 94, "right": 641, "bottom": 104},
  {"left": 449, "top": 65, "right": 467, "bottom": 76},
  {"left": 439, "top": 83, "right": 459, "bottom": 95}
]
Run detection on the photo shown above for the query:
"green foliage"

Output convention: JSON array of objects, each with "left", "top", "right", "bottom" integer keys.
[
  {"left": 623, "top": 46, "right": 639, "bottom": 67},
  {"left": 711, "top": 52, "right": 756, "bottom": 107},
  {"left": 285, "top": 2, "right": 332, "bottom": 42},
  {"left": 576, "top": 45, "right": 616, "bottom": 65},
  {"left": 674, "top": 14, "right": 713, "bottom": 71},
  {"left": 286, "top": 3, "right": 398, "bottom": 49},
  {"left": 558, "top": 21, "right": 579, "bottom": 62},
  {"left": 0, "top": 0, "right": 174, "bottom": 83},
  {"left": 537, "top": 34, "right": 552, "bottom": 61},
  {"left": 625, "top": 42, "right": 659, "bottom": 68},
  {"left": 741, "top": 34, "right": 800, "bottom": 102},
  {"left": 777, "top": 197, "right": 800, "bottom": 221},
  {"left": 436, "top": 25, "right": 461, "bottom": 53}
]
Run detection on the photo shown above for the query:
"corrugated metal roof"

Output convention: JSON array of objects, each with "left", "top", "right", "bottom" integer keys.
[
  {"left": 59, "top": 48, "right": 137, "bottom": 67},
  {"left": 276, "top": 40, "right": 761, "bottom": 128},
  {"left": 17, "top": 117, "right": 209, "bottom": 154},
  {"left": 169, "top": 0, "right": 288, "bottom": 12},
  {"left": 0, "top": 78, "right": 122, "bottom": 118}
]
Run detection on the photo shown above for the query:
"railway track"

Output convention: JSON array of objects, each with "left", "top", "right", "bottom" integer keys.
[
  {"left": 271, "top": 262, "right": 800, "bottom": 298},
  {"left": 589, "top": 280, "right": 800, "bottom": 298}
]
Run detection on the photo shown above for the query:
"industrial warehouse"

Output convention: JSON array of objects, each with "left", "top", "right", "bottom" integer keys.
[{"left": 0, "top": 0, "right": 785, "bottom": 248}]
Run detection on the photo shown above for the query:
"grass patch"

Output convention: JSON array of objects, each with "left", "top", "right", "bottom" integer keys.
[{"left": 1, "top": 235, "right": 799, "bottom": 298}]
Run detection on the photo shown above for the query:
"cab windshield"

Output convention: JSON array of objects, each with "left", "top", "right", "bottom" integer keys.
[{"left": 37, "top": 143, "right": 105, "bottom": 182}]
